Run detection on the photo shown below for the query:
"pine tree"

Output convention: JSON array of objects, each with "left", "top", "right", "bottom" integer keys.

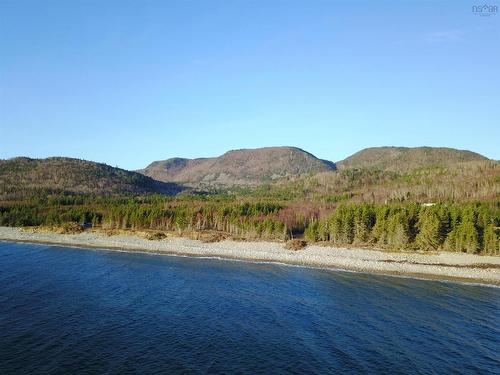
[
  {"left": 304, "top": 220, "right": 319, "bottom": 242},
  {"left": 416, "top": 208, "right": 442, "bottom": 251},
  {"left": 405, "top": 203, "right": 420, "bottom": 242},
  {"left": 317, "top": 219, "right": 329, "bottom": 241},
  {"left": 455, "top": 218, "right": 479, "bottom": 254},
  {"left": 354, "top": 205, "right": 374, "bottom": 244},
  {"left": 482, "top": 224, "right": 499, "bottom": 255},
  {"left": 387, "top": 211, "right": 410, "bottom": 249},
  {"left": 340, "top": 206, "right": 355, "bottom": 244},
  {"left": 328, "top": 209, "right": 343, "bottom": 244},
  {"left": 437, "top": 205, "right": 451, "bottom": 242},
  {"left": 371, "top": 206, "right": 390, "bottom": 246}
]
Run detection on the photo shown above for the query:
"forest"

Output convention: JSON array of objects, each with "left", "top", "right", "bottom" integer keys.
[{"left": 0, "top": 193, "right": 498, "bottom": 255}]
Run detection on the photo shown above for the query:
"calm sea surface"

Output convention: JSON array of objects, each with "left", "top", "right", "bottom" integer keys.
[{"left": 0, "top": 241, "right": 498, "bottom": 374}]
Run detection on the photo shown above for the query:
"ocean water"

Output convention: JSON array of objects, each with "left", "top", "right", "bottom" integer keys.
[{"left": 0, "top": 241, "right": 498, "bottom": 374}]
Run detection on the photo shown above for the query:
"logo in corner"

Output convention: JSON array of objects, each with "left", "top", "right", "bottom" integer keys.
[{"left": 472, "top": 4, "right": 498, "bottom": 16}]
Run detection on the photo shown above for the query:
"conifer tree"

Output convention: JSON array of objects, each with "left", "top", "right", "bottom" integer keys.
[
  {"left": 340, "top": 206, "right": 355, "bottom": 244},
  {"left": 387, "top": 211, "right": 410, "bottom": 249},
  {"left": 304, "top": 220, "right": 319, "bottom": 242},
  {"left": 416, "top": 208, "right": 442, "bottom": 251},
  {"left": 318, "top": 219, "right": 329, "bottom": 241},
  {"left": 483, "top": 224, "right": 499, "bottom": 255},
  {"left": 456, "top": 219, "right": 479, "bottom": 253},
  {"left": 371, "top": 206, "right": 390, "bottom": 245},
  {"left": 328, "top": 209, "right": 343, "bottom": 244},
  {"left": 353, "top": 205, "right": 375, "bottom": 244}
]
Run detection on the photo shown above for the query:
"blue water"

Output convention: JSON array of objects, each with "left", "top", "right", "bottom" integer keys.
[{"left": 0, "top": 241, "right": 498, "bottom": 374}]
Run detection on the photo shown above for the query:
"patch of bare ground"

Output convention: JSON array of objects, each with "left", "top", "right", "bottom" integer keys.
[
  {"left": 285, "top": 239, "right": 308, "bottom": 251},
  {"left": 21, "top": 224, "right": 85, "bottom": 235},
  {"left": 381, "top": 259, "right": 500, "bottom": 269},
  {"left": 145, "top": 231, "right": 167, "bottom": 241}
]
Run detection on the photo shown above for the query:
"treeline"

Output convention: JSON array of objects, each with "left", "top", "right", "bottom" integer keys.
[
  {"left": 102, "top": 200, "right": 289, "bottom": 240},
  {"left": 0, "top": 195, "right": 498, "bottom": 254},
  {"left": 305, "top": 203, "right": 499, "bottom": 255},
  {"left": 0, "top": 196, "right": 293, "bottom": 241}
]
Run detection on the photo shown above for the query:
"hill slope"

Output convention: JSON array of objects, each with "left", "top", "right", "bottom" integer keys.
[
  {"left": 140, "top": 147, "right": 336, "bottom": 186},
  {"left": 247, "top": 160, "right": 499, "bottom": 203},
  {"left": 0, "top": 157, "right": 183, "bottom": 198},
  {"left": 337, "top": 147, "right": 488, "bottom": 172}
]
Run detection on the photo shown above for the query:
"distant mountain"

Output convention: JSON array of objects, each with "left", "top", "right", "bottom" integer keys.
[
  {"left": 0, "top": 157, "right": 183, "bottom": 198},
  {"left": 336, "top": 147, "right": 488, "bottom": 172},
  {"left": 3, "top": 146, "right": 490, "bottom": 198},
  {"left": 140, "top": 147, "right": 336, "bottom": 186}
]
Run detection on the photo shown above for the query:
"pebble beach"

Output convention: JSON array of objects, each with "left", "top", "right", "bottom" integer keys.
[{"left": 0, "top": 226, "right": 499, "bottom": 285}]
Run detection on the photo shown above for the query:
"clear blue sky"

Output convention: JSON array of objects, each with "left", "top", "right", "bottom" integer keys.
[{"left": 1, "top": 0, "right": 499, "bottom": 169}]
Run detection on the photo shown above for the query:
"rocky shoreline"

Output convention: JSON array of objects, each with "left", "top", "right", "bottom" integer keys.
[{"left": 0, "top": 226, "right": 499, "bottom": 285}]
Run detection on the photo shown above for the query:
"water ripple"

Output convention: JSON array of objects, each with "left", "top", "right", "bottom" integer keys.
[{"left": 0, "top": 241, "right": 499, "bottom": 374}]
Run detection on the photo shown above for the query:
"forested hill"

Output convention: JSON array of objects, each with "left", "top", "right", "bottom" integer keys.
[
  {"left": 140, "top": 146, "right": 336, "bottom": 186},
  {"left": 337, "top": 147, "right": 488, "bottom": 172},
  {"left": 0, "top": 157, "right": 183, "bottom": 199},
  {"left": 1, "top": 146, "right": 495, "bottom": 202},
  {"left": 250, "top": 160, "right": 499, "bottom": 203}
]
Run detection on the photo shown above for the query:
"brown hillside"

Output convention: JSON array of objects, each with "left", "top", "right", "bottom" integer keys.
[
  {"left": 337, "top": 147, "right": 487, "bottom": 172},
  {"left": 140, "top": 147, "right": 336, "bottom": 186},
  {"left": 0, "top": 157, "right": 183, "bottom": 198}
]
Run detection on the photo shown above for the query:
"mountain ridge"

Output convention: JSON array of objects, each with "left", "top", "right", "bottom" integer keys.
[
  {"left": 140, "top": 146, "right": 337, "bottom": 186},
  {"left": 140, "top": 145, "right": 488, "bottom": 186},
  {"left": 1, "top": 146, "right": 490, "bottom": 197}
]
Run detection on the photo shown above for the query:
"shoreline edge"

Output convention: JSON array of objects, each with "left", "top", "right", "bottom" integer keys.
[{"left": 0, "top": 226, "right": 499, "bottom": 286}]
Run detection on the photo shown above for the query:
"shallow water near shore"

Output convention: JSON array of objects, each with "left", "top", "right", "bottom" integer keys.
[{"left": 0, "top": 241, "right": 499, "bottom": 374}]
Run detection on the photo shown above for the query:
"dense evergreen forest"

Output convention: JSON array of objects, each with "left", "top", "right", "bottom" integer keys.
[{"left": 1, "top": 193, "right": 498, "bottom": 255}]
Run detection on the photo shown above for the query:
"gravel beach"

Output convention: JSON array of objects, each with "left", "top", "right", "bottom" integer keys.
[{"left": 1, "top": 226, "right": 499, "bottom": 285}]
